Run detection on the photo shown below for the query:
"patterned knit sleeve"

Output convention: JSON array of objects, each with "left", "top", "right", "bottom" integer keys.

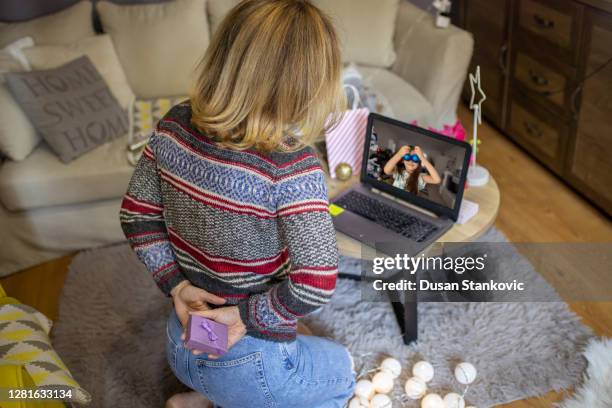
[
  {"left": 237, "top": 154, "right": 338, "bottom": 341},
  {"left": 119, "top": 134, "right": 188, "bottom": 296}
]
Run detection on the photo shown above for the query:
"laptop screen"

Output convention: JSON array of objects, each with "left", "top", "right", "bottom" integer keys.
[{"left": 362, "top": 114, "right": 471, "bottom": 220}]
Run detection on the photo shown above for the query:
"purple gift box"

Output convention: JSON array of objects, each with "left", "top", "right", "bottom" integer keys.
[{"left": 185, "top": 314, "right": 228, "bottom": 355}]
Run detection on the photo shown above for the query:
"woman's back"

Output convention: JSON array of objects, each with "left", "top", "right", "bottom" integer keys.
[{"left": 120, "top": 101, "right": 338, "bottom": 341}]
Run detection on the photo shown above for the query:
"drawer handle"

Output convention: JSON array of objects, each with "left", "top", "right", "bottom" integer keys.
[
  {"left": 571, "top": 85, "right": 582, "bottom": 119},
  {"left": 533, "top": 14, "right": 555, "bottom": 29},
  {"left": 499, "top": 44, "right": 509, "bottom": 74},
  {"left": 524, "top": 121, "right": 543, "bottom": 138},
  {"left": 528, "top": 69, "right": 549, "bottom": 86}
]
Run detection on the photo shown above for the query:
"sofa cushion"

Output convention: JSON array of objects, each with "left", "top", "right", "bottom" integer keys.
[
  {"left": 357, "top": 66, "right": 433, "bottom": 124},
  {"left": 0, "top": 1, "right": 95, "bottom": 48},
  {"left": 313, "top": 0, "right": 399, "bottom": 68},
  {"left": 97, "top": 0, "right": 209, "bottom": 98},
  {"left": 0, "top": 197, "right": 125, "bottom": 276},
  {"left": 0, "top": 51, "right": 39, "bottom": 161},
  {"left": 0, "top": 134, "right": 133, "bottom": 211},
  {"left": 0, "top": 85, "right": 39, "bottom": 161}
]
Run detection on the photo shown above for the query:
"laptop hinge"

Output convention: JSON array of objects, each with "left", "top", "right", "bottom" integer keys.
[{"left": 370, "top": 187, "right": 440, "bottom": 220}]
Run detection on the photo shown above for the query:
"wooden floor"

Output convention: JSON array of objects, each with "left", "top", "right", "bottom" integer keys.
[{"left": 2, "top": 104, "right": 611, "bottom": 407}]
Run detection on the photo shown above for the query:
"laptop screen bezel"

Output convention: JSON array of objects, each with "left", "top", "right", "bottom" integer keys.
[{"left": 360, "top": 113, "right": 472, "bottom": 222}]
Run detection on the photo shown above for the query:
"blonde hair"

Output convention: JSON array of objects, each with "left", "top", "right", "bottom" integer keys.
[{"left": 190, "top": 0, "right": 345, "bottom": 152}]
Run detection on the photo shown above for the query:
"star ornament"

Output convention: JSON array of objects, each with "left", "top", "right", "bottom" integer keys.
[{"left": 469, "top": 66, "right": 487, "bottom": 125}]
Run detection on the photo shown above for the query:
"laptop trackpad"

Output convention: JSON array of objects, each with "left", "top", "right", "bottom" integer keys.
[{"left": 332, "top": 211, "right": 420, "bottom": 256}]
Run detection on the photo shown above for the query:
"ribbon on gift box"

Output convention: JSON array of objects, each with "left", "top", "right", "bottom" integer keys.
[
  {"left": 201, "top": 320, "right": 219, "bottom": 342},
  {"left": 325, "top": 108, "right": 369, "bottom": 179}
]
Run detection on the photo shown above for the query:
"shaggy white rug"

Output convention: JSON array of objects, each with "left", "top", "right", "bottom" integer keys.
[
  {"left": 557, "top": 338, "right": 612, "bottom": 408},
  {"left": 52, "top": 228, "right": 593, "bottom": 408}
]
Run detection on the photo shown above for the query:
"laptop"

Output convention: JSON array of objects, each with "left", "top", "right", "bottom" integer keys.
[{"left": 331, "top": 113, "right": 472, "bottom": 257}]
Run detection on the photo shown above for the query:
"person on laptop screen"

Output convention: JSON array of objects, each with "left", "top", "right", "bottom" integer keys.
[
  {"left": 366, "top": 123, "right": 468, "bottom": 210},
  {"left": 383, "top": 145, "right": 441, "bottom": 195}
]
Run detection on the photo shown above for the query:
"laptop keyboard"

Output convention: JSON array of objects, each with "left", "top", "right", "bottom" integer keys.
[{"left": 334, "top": 191, "right": 439, "bottom": 243}]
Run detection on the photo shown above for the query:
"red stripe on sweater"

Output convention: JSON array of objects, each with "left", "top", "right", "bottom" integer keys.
[
  {"left": 168, "top": 229, "right": 289, "bottom": 274},
  {"left": 277, "top": 207, "right": 329, "bottom": 217},
  {"left": 143, "top": 146, "right": 155, "bottom": 161},
  {"left": 291, "top": 272, "right": 337, "bottom": 291},
  {"left": 212, "top": 293, "right": 249, "bottom": 299},
  {"left": 272, "top": 291, "right": 305, "bottom": 318},
  {"left": 157, "top": 265, "right": 180, "bottom": 284},
  {"left": 257, "top": 328, "right": 295, "bottom": 339},
  {"left": 278, "top": 199, "right": 328, "bottom": 210},
  {"left": 270, "top": 288, "right": 299, "bottom": 320},
  {"left": 121, "top": 195, "right": 163, "bottom": 214},
  {"left": 153, "top": 261, "right": 177, "bottom": 278},
  {"left": 277, "top": 204, "right": 329, "bottom": 216}
]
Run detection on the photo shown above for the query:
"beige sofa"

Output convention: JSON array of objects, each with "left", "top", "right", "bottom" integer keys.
[{"left": 0, "top": 0, "right": 473, "bottom": 276}]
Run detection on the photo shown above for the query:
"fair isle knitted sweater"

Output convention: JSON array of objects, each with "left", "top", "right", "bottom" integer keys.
[{"left": 119, "top": 103, "right": 338, "bottom": 341}]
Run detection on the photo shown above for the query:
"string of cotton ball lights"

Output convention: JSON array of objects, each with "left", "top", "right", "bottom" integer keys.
[
  {"left": 349, "top": 355, "right": 478, "bottom": 408},
  {"left": 350, "top": 357, "right": 402, "bottom": 408},
  {"left": 410, "top": 361, "right": 477, "bottom": 408}
]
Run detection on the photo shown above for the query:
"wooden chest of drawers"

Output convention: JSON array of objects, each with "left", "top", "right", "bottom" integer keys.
[{"left": 456, "top": 0, "right": 612, "bottom": 215}]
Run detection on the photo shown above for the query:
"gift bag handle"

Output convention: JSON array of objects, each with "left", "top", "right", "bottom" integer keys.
[{"left": 343, "top": 84, "right": 362, "bottom": 110}]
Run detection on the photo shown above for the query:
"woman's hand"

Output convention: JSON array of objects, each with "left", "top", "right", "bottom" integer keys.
[
  {"left": 399, "top": 145, "right": 412, "bottom": 156},
  {"left": 183, "top": 306, "right": 247, "bottom": 358},
  {"left": 171, "top": 282, "right": 227, "bottom": 328},
  {"left": 413, "top": 146, "right": 424, "bottom": 160},
  {"left": 385, "top": 146, "right": 411, "bottom": 175}
]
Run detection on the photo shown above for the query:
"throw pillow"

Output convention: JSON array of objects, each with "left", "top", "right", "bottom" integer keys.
[
  {"left": 23, "top": 34, "right": 135, "bottom": 110},
  {"left": 97, "top": 0, "right": 209, "bottom": 99},
  {"left": 0, "top": 50, "right": 40, "bottom": 161},
  {"left": 312, "top": 0, "right": 399, "bottom": 67},
  {"left": 5, "top": 56, "right": 129, "bottom": 163},
  {"left": 0, "top": 1, "right": 95, "bottom": 49},
  {"left": 127, "top": 96, "right": 186, "bottom": 165},
  {"left": 0, "top": 297, "right": 91, "bottom": 404}
]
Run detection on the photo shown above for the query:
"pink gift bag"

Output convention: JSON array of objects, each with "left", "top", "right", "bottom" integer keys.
[{"left": 325, "top": 108, "right": 369, "bottom": 179}]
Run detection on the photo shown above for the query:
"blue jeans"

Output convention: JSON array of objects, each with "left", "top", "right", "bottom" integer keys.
[{"left": 166, "top": 311, "right": 356, "bottom": 408}]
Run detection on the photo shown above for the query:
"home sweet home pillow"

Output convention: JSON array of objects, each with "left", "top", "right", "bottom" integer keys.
[{"left": 5, "top": 56, "right": 129, "bottom": 163}]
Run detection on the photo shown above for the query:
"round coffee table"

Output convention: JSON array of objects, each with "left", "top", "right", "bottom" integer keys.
[
  {"left": 326, "top": 174, "right": 501, "bottom": 344},
  {"left": 327, "top": 175, "right": 501, "bottom": 258}
]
